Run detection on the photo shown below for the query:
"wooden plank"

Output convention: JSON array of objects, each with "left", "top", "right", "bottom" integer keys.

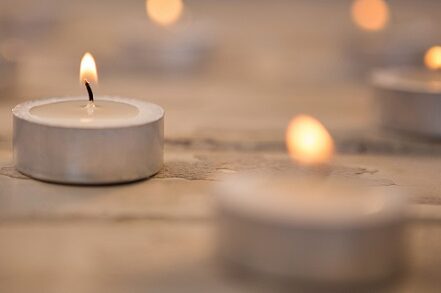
[{"left": 0, "top": 220, "right": 440, "bottom": 292}]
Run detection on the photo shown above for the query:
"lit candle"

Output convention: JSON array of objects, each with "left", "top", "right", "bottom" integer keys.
[
  {"left": 351, "top": 0, "right": 389, "bottom": 32},
  {"left": 372, "top": 46, "right": 441, "bottom": 137},
  {"left": 114, "top": 0, "right": 212, "bottom": 73},
  {"left": 146, "top": 0, "right": 184, "bottom": 27},
  {"left": 215, "top": 115, "right": 407, "bottom": 286},
  {"left": 13, "top": 52, "right": 164, "bottom": 184},
  {"left": 347, "top": 0, "right": 436, "bottom": 74}
]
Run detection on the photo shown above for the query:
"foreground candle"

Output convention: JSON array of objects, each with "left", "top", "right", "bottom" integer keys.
[
  {"left": 12, "top": 53, "right": 164, "bottom": 184},
  {"left": 372, "top": 46, "right": 441, "bottom": 137},
  {"left": 215, "top": 115, "right": 407, "bottom": 286},
  {"left": 216, "top": 175, "right": 406, "bottom": 285}
]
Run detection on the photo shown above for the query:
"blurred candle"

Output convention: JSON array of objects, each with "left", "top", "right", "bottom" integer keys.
[
  {"left": 372, "top": 46, "right": 441, "bottom": 137},
  {"left": 424, "top": 46, "right": 441, "bottom": 70},
  {"left": 146, "top": 0, "right": 183, "bottom": 26},
  {"left": 345, "top": 0, "right": 437, "bottom": 79},
  {"left": 215, "top": 115, "right": 407, "bottom": 286},
  {"left": 112, "top": 0, "right": 213, "bottom": 73},
  {"left": 351, "top": 0, "right": 389, "bottom": 32}
]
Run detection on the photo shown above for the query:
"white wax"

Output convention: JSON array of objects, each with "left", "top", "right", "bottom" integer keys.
[
  {"left": 372, "top": 66, "right": 441, "bottom": 93},
  {"left": 30, "top": 100, "right": 139, "bottom": 121},
  {"left": 13, "top": 96, "right": 164, "bottom": 128},
  {"left": 218, "top": 174, "right": 406, "bottom": 227}
]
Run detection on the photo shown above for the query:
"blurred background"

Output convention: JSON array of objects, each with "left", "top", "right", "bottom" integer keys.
[{"left": 1, "top": 0, "right": 440, "bottom": 142}]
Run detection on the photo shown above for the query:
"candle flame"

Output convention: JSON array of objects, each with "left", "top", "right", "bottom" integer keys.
[
  {"left": 146, "top": 0, "right": 183, "bottom": 26},
  {"left": 351, "top": 0, "right": 389, "bottom": 32},
  {"left": 80, "top": 52, "right": 98, "bottom": 84},
  {"left": 424, "top": 46, "right": 441, "bottom": 70},
  {"left": 286, "top": 115, "right": 334, "bottom": 166}
]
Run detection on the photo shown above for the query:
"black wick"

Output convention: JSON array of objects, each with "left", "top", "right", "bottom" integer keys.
[{"left": 84, "top": 80, "right": 94, "bottom": 102}]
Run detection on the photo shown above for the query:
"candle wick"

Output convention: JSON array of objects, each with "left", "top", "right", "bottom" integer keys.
[{"left": 84, "top": 80, "right": 94, "bottom": 102}]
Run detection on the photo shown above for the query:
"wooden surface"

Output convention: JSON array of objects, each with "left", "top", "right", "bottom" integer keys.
[{"left": 1, "top": 1, "right": 441, "bottom": 292}]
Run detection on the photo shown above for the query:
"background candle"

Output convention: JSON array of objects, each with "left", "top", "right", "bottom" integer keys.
[
  {"left": 372, "top": 46, "right": 441, "bottom": 137},
  {"left": 345, "top": 0, "right": 438, "bottom": 78},
  {"left": 107, "top": 0, "right": 214, "bottom": 74}
]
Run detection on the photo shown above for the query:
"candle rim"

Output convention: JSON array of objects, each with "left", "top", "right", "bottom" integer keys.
[
  {"left": 12, "top": 96, "right": 164, "bottom": 129},
  {"left": 372, "top": 66, "right": 441, "bottom": 94},
  {"left": 216, "top": 173, "right": 407, "bottom": 228}
]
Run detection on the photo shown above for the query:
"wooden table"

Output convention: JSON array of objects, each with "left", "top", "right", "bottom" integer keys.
[{"left": 1, "top": 1, "right": 441, "bottom": 292}]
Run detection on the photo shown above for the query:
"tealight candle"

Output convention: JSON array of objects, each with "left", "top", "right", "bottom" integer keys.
[
  {"left": 215, "top": 115, "right": 407, "bottom": 286},
  {"left": 110, "top": 0, "right": 213, "bottom": 74},
  {"left": 347, "top": 0, "right": 437, "bottom": 76},
  {"left": 372, "top": 46, "right": 441, "bottom": 137},
  {"left": 13, "top": 53, "right": 164, "bottom": 184}
]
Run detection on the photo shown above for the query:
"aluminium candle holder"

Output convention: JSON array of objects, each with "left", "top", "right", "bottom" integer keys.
[
  {"left": 215, "top": 173, "right": 407, "bottom": 286},
  {"left": 372, "top": 67, "right": 441, "bottom": 138},
  {"left": 13, "top": 96, "right": 164, "bottom": 185}
]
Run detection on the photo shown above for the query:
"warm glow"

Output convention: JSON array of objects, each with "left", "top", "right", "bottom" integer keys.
[
  {"left": 351, "top": 0, "right": 389, "bottom": 32},
  {"left": 146, "top": 0, "right": 184, "bottom": 26},
  {"left": 424, "top": 46, "right": 441, "bottom": 70},
  {"left": 286, "top": 115, "right": 334, "bottom": 166},
  {"left": 80, "top": 52, "right": 98, "bottom": 84}
]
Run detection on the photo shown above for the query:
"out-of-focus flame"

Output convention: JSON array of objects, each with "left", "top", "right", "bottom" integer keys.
[
  {"left": 146, "top": 0, "right": 183, "bottom": 26},
  {"left": 286, "top": 115, "right": 334, "bottom": 166},
  {"left": 80, "top": 52, "right": 98, "bottom": 84},
  {"left": 424, "top": 46, "right": 441, "bottom": 70},
  {"left": 351, "top": 0, "right": 389, "bottom": 32}
]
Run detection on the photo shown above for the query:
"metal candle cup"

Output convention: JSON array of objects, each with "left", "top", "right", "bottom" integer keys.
[
  {"left": 13, "top": 96, "right": 164, "bottom": 185},
  {"left": 215, "top": 174, "right": 407, "bottom": 285},
  {"left": 215, "top": 115, "right": 407, "bottom": 286},
  {"left": 372, "top": 66, "right": 441, "bottom": 137}
]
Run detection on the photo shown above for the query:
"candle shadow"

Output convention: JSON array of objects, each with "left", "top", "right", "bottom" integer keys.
[{"left": 7, "top": 166, "right": 158, "bottom": 188}]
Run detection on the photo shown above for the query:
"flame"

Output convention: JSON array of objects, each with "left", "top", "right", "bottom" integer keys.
[
  {"left": 424, "top": 46, "right": 441, "bottom": 70},
  {"left": 351, "top": 0, "right": 389, "bottom": 32},
  {"left": 146, "top": 0, "right": 183, "bottom": 26},
  {"left": 80, "top": 52, "right": 98, "bottom": 84},
  {"left": 286, "top": 115, "right": 334, "bottom": 166}
]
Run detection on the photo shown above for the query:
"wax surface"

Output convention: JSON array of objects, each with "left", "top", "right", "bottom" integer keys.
[
  {"left": 30, "top": 100, "right": 139, "bottom": 122},
  {"left": 373, "top": 67, "right": 441, "bottom": 92},
  {"left": 398, "top": 69, "right": 441, "bottom": 83},
  {"left": 14, "top": 97, "right": 164, "bottom": 128},
  {"left": 218, "top": 174, "right": 405, "bottom": 226}
]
